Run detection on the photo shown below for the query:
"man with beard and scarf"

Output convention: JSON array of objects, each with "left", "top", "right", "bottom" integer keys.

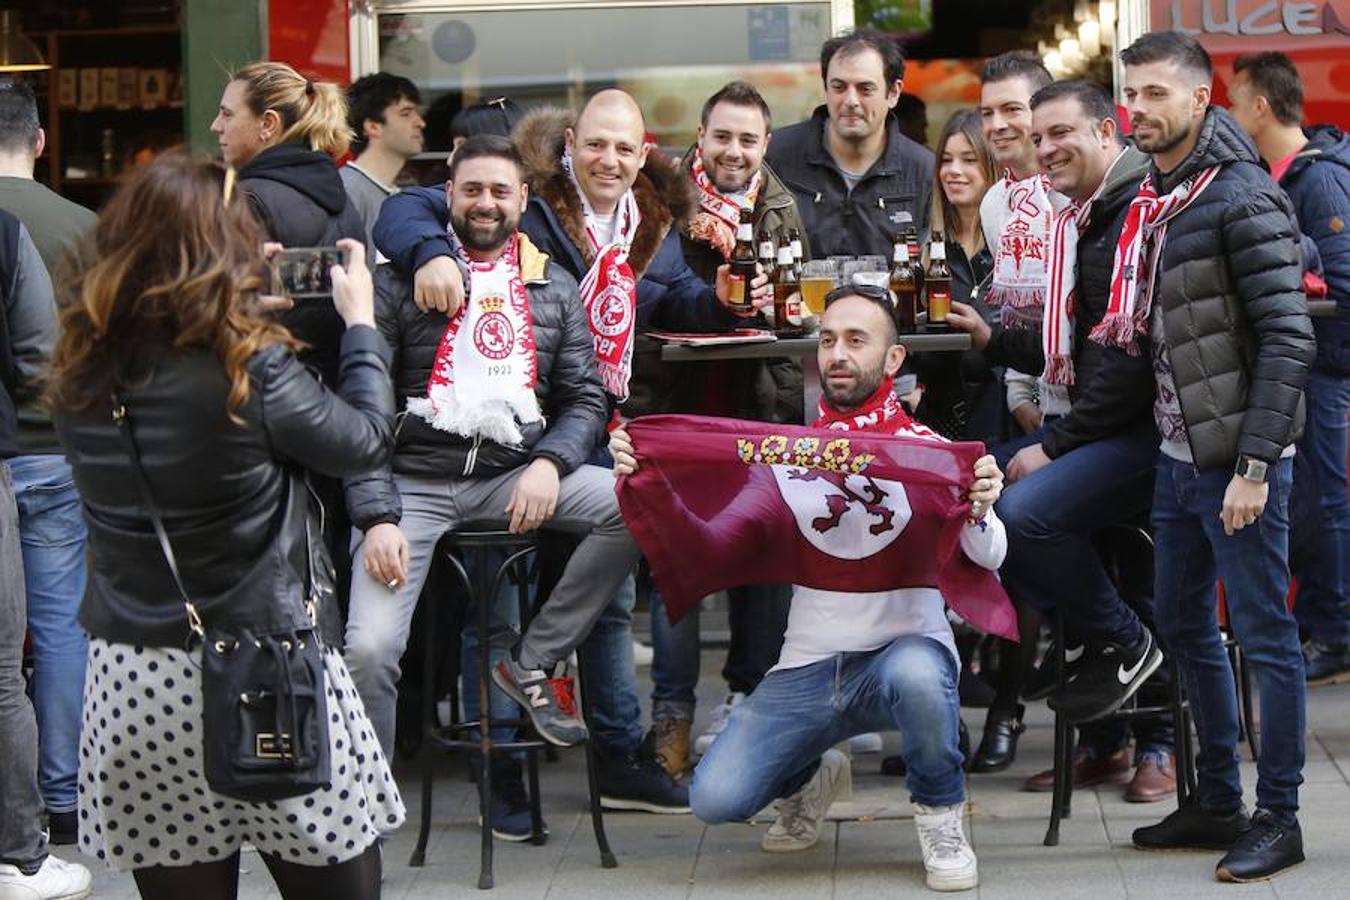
[
  {"left": 1115, "top": 32, "right": 1315, "bottom": 883},
  {"left": 372, "top": 90, "right": 770, "bottom": 816},
  {"left": 641, "top": 81, "right": 810, "bottom": 781},
  {"left": 1228, "top": 52, "right": 1350, "bottom": 687},
  {"left": 343, "top": 138, "right": 641, "bottom": 832},
  {"left": 948, "top": 80, "right": 1174, "bottom": 800},
  {"left": 609, "top": 284, "right": 1005, "bottom": 892}
]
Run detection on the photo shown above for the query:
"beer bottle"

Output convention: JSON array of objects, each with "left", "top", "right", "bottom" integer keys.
[
  {"left": 890, "top": 233, "right": 919, "bottom": 333},
  {"left": 758, "top": 232, "right": 776, "bottom": 276},
  {"left": 728, "top": 204, "right": 757, "bottom": 314},
  {"left": 925, "top": 230, "right": 953, "bottom": 329},
  {"left": 772, "top": 245, "right": 803, "bottom": 337},
  {"left": 788, "top": 227, "right": 804, "bottom": 278},
  {"left": 905, "top": 223, "right": 924, "bottom": 295}
]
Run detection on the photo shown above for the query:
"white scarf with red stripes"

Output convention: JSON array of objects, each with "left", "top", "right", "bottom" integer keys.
[
  {"left": 1041, "top": 167, "right": 1116, "bottom": 386},
  {"left": 564, "top": 150, "right": 641, "bottom": 399},
  {"left": 987, "top": 171, "right": 1056, "bottom": 331},
  {"left": 1089, "top": 166, "right": 1221, "bottom": 352},
  {"left": 406, "top": 234, "right": 540, "bottom": 444}
]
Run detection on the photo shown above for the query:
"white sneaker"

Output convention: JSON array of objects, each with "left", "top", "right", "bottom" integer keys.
[
  {"left": 693, "top": 691, "right": 745, "bottom": 755},
  {"left": 632, "top": 640, "right": 655, "bottom": 667},
  {"left": 0, "top": 854, "right": 92, "bottom": 900},
  {"left": 761, "top": 749, "right": 849, "bottom": 852},
  {"left": 848, "top": 731, "right": 884, "bottom": 754},
  {"left": 913, "top": 802, "right": 978, "bottom": 892}
]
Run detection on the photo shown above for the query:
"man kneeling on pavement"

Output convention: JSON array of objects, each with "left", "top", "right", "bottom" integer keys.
[{"left": 610, "top": 285, "right": 1006, "bottom": 893}]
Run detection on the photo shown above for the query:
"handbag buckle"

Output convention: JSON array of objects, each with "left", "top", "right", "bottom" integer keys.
[
  {"left": 185, "top": 602, "right": 205, "bottom": 638},
  {"left": 255, "top": 732, "right": 294, "bottom": 760}
]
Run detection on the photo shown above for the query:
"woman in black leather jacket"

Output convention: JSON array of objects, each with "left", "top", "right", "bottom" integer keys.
[{"left": 47, "top": 154, "right": 399, "bottom": 900}]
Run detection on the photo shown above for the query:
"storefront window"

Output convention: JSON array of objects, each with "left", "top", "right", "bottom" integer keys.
[{"left": 375, "top": 3, "right": 833, "bottom": 150}]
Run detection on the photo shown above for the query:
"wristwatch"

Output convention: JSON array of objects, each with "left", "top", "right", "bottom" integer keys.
[{"left": 1235, "top": 455, "right": 1269, "bottom": 483}]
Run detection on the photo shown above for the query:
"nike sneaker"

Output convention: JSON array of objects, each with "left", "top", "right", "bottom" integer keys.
[{"left": 1048, "top": 629, "right": 1162, "bottom": 722}]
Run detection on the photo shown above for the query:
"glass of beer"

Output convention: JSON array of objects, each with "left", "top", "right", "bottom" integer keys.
[{"left": 800, "top": 260, "right": 837, "bottom": 316}]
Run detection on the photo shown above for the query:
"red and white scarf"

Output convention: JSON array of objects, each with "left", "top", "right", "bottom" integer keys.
[
  {"left": 1088, "top": 166, "right": 1221, "bottom": 352},
  {"left": 987, "top": 171, "right": 1057, "bottom": 331},
  {"left": 814, "top": 377, "right": 939, "bottom": 440},
  {"left": 406, "top": 234, "right": 540, "bottom": 445},
  {"left": 564, "top": 150, "right": 640, "bottom": 400},
  {"left": 1042, "top": 167, "right": 1117, "bottom": 386},
  {"left": 687, "top": 154, "right": 762, "bottom": 261}
]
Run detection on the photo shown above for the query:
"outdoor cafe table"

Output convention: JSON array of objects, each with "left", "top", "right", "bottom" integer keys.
[{"left": 660, "top": 331, "right": 972, "bottom": 421}]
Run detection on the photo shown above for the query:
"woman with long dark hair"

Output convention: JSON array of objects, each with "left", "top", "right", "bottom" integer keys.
[{"left": 47, "top": 153, "right": 401, "bottom": 900}]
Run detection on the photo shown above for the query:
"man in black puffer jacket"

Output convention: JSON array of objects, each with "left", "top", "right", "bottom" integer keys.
[
  {"left": 343, "top": 137, "right": 638, "bottom": 772},
  {"left": 1119, "top": 33, "right": 1316, "bottom": 883}
]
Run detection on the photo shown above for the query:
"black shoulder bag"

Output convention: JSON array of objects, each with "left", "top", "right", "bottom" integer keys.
[{"left": 112, "top": 397, "right": 331, "bottom": 802}]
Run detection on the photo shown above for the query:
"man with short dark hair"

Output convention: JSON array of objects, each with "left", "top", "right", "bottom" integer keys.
[
  {"left": 611, "top": 284, "right": 1006, "bottom": 891},
  {"left": 765, "top": 28, "right": 934, "bottom": 258},
  {"left": 0, "top": 75, "right": 91, "bottom": 849},
  {"left": 0, "top": 78, "right": 95, "bottom": 278},
  {"left": 1230, "top": 51, "right": 1350, "bottom": 687},
  {"left": 641, "top": 80, "right": 810, "bottom": 778},
  {"left": 341, "top": 73, "right": 425, "bottom": 257},
  {"left": 345, "top": 133, "right": 638, "bottom": 770},
  {"left": 949, "top": 78, "right": 1173, "bottom": 800},
  {"left": 1118, "top": 32, "right": 1315, "bottom": 882}
]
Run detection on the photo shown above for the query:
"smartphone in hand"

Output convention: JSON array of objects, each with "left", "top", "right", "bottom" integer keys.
[{"left": 270, "top": 246, "right": 345, "bottom": 299}]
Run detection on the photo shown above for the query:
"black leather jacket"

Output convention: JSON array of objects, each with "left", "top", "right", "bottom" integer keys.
[
  {"left": 344, "top": 235, "right": 608, "bottom": 532},
  {"left": 55, "top": 326, "right": 395, "bottom": 648}
]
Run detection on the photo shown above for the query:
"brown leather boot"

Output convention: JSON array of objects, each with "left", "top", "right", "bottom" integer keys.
[
  {"left": 650, "top": 718, "right": 692, "bottom": 780},
  {"left": 1023, "top": 747, "right": 1131, "bottom": 792},
  {"left": 1125, "top": 752, "right": 1176, "bottom": 803}
]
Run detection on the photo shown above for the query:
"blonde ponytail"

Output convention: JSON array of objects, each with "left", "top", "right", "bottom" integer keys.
[{"left": 231, "top": 61, "right": 352, "bottom": 158}]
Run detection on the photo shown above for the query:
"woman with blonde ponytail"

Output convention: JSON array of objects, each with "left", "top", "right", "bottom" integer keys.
[{"left": 210, "top": 62, "right": 370, "bottom": 652}]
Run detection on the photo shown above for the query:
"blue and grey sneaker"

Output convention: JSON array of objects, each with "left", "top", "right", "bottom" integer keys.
[{"left": 492, "top": 656, "right": 588, "bottom": 747}]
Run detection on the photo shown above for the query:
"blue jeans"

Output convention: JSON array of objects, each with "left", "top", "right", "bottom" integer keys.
[
  {"left": 993, "top": 425, "right": 1156, "bottom": 647},
  {"left": 1152, "top": 456, "right": 1304, "bottom": 822},
  {"left": 9, "top": 455, "right": 87, "bottom": 815},
  {"left": 650, "top": 583, "right": 791, "bottom": 722},
  {"left": 690, "top": 636, "right": 964, "bottom": 822},
  {"left": 1291, "top": 371, "right": 1350, "bottom": 646}
]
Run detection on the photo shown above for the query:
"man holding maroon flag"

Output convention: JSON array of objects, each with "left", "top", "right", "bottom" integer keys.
[{"left": 610, "top": 284, "right": 1009, "bottom": 893}]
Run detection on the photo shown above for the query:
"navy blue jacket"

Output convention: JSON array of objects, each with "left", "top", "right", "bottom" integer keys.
[{"left": 1280, "top": 125, "right": 1350, "bottom": 375}]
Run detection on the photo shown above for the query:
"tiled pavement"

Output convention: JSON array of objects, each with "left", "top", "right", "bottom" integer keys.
[{"left": 82, "top": 660, "right": 1350, "bottom": 899}]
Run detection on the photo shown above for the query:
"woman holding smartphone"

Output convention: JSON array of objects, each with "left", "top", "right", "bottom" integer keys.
[{"left": 48, "top": 153, "right": 401, "bottom": 900}]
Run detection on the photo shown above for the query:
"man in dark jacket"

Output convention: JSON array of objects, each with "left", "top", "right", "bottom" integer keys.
[
  {"left": 0, "top": 208, "right": 93, "bottom": 898},
  {"left": 1230, "top": 51, "right": 1350, "bottom": 686},
  {"left": 949, "top": 80, "right": 1175, "bottom": 797},
  {"left": 1119, "top": 32, "right": 1316, "bottom": 882},
  {"left": 764, "top": 28, "right": 933, "bottom": 259},
  {"left": 344, "top": 138, "right": 637, "bottom": 767},
  {"left": 374, "top": 91, "right": 760, "bottom": 814}
]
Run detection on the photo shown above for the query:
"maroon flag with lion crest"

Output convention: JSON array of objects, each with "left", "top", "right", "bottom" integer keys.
[{"left": 615, "top": 415, "right": 1017, "bottom": 640}]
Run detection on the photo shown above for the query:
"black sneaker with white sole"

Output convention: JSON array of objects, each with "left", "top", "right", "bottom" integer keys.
[
  {"left": 492, "top": 657, "right": 589, "bottom": 747},
  {"left": 597, "top": 735, "right": 691, "bottom": 814},
  {"left": 1023, "top": 639, "right": 1086, "bottom": 702},
  {"left": 1048, "top": 629, "right": 1163, "bottom": 722}
]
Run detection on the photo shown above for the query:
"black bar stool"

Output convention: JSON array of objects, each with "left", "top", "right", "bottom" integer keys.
[
  {"left": 408, "top": 526, "right": 616, "bottom": 888},
  {"left": 1043, "top": 526, "right": 1197, "bottom": 846}
]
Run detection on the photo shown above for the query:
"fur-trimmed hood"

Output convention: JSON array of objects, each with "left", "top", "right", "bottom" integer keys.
[{"left": 513, "top": 106, "right": 696, "bottom": 280}]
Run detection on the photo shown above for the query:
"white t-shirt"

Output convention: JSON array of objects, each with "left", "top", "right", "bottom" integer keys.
[
  {"left": 589, "top": 211, "right": 618, "bottom": 247},
  {"left": 773, "top": 425, "right": 1009, "bottom": 673}
]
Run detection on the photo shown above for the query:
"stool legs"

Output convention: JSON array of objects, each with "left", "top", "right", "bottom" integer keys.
[
  {"left": 575, "top": 653, "right": 618, "bottom": 869},
  {"left": 513, "top": 553, "right": 547, "bottom": 846},
  {"left": 411, "top": 589, "right": 438, "bottom": 868}
]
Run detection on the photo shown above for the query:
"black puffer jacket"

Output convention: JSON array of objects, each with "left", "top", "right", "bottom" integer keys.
[
  {"left": 1151, "top": 107, "right": 1314, "bottom": 470},
  {"left": 344, "top": 235, "right": 607, "bottom": 531},
  {"left": 54, "top": 326, "right": 395, "bottom": 648},
  {"left": 982, "top": 147, "right": 1157, "bottom": 457},
  {"left": 239, "top": 143, "right": 366, "bottom": 384}
]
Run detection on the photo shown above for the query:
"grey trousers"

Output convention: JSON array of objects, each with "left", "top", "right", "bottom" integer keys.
[
  {"left": 344, "top": 463, "right": 640, "bottom": 759},
  {"left": 0, "top": 461, "right": 45, "bottom": 870}
]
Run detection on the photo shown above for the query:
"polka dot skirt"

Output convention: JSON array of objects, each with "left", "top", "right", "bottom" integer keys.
[{"left": 78, "top": 639, "right": 406, "bottom": 871}]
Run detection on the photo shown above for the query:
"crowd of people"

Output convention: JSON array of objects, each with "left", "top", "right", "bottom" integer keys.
[{"left": 0, "top": 22, "right": 1344, "bottom": 900}]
